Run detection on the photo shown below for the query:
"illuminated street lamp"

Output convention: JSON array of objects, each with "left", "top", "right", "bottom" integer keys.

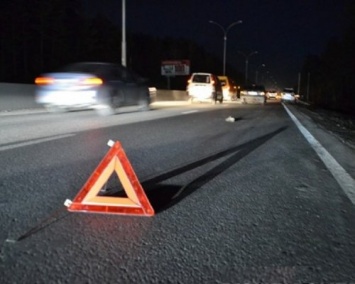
[
  {"left": 209, "top": 20, "right": 243, "bottom": 75},
  {"left": 238, "top": 51, "right": 258, "bottom": 84}
]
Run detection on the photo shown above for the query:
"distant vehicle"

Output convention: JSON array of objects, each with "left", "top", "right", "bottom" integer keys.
[
  {"left": 218, "top": 75, "right": 237, "bottom": 101},
  {"left": 240, "top": 84, "right": 266, "bottom": 104},
  {"left": 35, "top": 62, "right": 151, "bottom": 115},
  {"left": 186, "top": 72, "right": 223, "bottom": 104},
  {"left": 266, "top": 90, "right": 278, "bottom": 100},
  {"left": 281, "top": 88, "right": 296, "bottom": 103}
]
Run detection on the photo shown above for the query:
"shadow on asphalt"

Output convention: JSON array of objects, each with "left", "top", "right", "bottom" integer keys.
[
  {"left": 141, "top": 126, "right": 288, "bottom": 213},
  {"left": 12, "top": 126, "right": 287, "bottom": 242}
]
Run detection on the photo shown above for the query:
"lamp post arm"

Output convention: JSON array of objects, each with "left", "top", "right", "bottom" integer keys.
[
  {"left": 209, "top": 20, "right": 242, "bottom": 75},
  {"left": 226, "top": 20, "right": 243, "bottom": 34},
  {"left": 209, "top": 21, "right": 226, "bottom": 36},
  {"left": 248, "top": 51, "right": 258, "bottom": 58}
]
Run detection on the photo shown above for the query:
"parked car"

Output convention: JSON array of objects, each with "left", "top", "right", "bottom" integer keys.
[
  {"left": 186, "top": 72, "right": 223, "bottom": 104},
  {"left": 281, "top": 88, "right": 296, "bottom": 103},
  {"left": 35, "top": 62, "right": 151, "bottom": 115},
  {"left": 240, "top": 84, "right": 266, "bottom": 104},
  {"left": 217, "top": 75, "right": 237, "bottom": 101}
]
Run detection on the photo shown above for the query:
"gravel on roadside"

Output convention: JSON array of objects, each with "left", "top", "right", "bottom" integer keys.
[{"left": 294, "top": 103, "right": 355, "bottom": 150}]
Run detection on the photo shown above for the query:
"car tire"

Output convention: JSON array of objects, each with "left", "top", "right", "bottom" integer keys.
[
  {"left": 96, "top": 87, "right": 118, "bottom": 116},
  {"left": 96, "top": 104, "right": 116, "bottom": 116}
]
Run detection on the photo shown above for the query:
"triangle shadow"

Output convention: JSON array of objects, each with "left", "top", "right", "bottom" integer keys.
[{"left": 142, "top": 126, "right": 288, "bottom": 213}]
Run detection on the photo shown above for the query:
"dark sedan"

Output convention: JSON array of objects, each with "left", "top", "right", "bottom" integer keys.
[{"left": 35, "top": 62, "right": 151, "bottom": 115}]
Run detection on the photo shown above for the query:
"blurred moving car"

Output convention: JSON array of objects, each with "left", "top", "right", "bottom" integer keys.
[
  {"left": 240, "top": 84, "right": 266, "bottom": 104},
  {"left": 218, "top": 75, "right": 237, "bottom": 101},
  {"left": 281, "top": 88, "right": 296, "bottom": 103},
  {"left": 266, "top": 90, "right": 278, "bottom": 100},
  {"left": 186, "top": 72, "right": 223, "bottom": 104},
  {"left": 35, "top": 62, "right": 151, "bottom": 115}
]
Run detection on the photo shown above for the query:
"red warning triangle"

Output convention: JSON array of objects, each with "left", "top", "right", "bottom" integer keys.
[{"left": 68, "top": 141, "right": 154, "bottom": 216}]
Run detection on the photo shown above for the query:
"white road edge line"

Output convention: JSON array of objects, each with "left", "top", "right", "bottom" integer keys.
[
  {"left": 0, "top": 134, "right": 76, "bottom": 151},
  {"left": 182, "top": 110, "right": 199, "bottom": 114},
  {"left": 283, "top": 103, "right": 355, "bottom": 205}
]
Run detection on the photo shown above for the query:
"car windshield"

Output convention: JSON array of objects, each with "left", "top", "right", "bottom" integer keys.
[{"left": 283, "top": 88, "right": 294, "bottom": 93}]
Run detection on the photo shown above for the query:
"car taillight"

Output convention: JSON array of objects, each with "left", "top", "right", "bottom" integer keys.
[
  {"left": 35, "top": 77, "right": 54, "bottom": 85},
  {"left": 211, "top": 79, "right": 215, "bottom": 85},
  {"left": 80, "top": 77, "right": 103, "bottom": 85}
]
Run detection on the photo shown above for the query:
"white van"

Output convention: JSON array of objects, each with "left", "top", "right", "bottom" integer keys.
[{"left": 186, "top": 73, "right": 223, "bottom": 104}]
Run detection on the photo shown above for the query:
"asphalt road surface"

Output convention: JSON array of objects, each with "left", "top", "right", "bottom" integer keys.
[{"left": 1, "top": 101, "right": 354, "bottom": 283}]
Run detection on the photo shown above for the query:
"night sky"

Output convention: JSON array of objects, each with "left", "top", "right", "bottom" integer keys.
[{"left": 85, "top": 0, "right": 348, "bottom": 88}]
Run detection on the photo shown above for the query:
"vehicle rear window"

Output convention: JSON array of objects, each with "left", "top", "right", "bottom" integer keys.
[{"left": 192, "top": 75, "right": 210, "bottom": 83}]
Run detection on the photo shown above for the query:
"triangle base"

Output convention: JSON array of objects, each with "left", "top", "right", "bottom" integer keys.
[{"left": 68, "top": 202, "right": 154, "bottom": 216}]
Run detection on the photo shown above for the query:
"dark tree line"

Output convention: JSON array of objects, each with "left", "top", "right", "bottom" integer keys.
[
  {"left": 299, "top": 2, "right": 355, "bottom": 113},
  {"left": 0, "top": 0, "right": 242, "bottom": 90},
  {"left": 2, "top": 0, "right": 353, "bottom": 109}
]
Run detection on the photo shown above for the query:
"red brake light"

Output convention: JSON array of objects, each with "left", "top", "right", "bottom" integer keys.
[{"left": 35, "top": 77, "right": 54, "bottom": 85}]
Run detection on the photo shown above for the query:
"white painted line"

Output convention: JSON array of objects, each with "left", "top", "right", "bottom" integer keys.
[
  {"left": 182, "top": 110, "right": 199, "bottom": 114},
  {"left": 151, "top": 101, "right": 190, "bottom": 106},
  {"left": 0, "top": 109, "right": 47, "bottom": 116},
  {"left": 0, "top": 134, "right": 76, "bottom": 151},
  {"left": 283, "top": 104, "right": 355, "bottom": 205}
]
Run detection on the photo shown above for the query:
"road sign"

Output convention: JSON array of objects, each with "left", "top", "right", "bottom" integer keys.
[{"left": 161, "top": 60, "right": 190, "bottom": 76}]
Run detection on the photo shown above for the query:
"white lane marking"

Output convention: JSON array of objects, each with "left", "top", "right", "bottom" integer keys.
[
  {"left": 0, "top": 109, "right": 47, "bottom": 116},
  {"left": 182, "top": 110, "right": 199, "bottom": 114},
  {"left": 151, "top": 101, "right": 190, "bottom": 106},
  {"left": 0, "top": 134, "right": 76, "bottom": 151},
  {"left": 283, "top": 104, "right": 355, "bottom": 205}
]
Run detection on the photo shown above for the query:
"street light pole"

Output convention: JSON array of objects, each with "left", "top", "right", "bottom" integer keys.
[
  {"left": 121, "top": 0, "right": 126, "bottom": 67},
  {"left": 237, "top": 51, "right": 258, "bottom": 84},
  {"left": 209, "top": 20, "right": 242, "bottom": 75},
  {"left": 255, "top": 64, "right": 265, "bottom": 84}
]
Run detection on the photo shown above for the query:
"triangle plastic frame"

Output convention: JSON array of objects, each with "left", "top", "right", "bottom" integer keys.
[{"left": 68, "top": 141, "right": 154, "bottom": 216}]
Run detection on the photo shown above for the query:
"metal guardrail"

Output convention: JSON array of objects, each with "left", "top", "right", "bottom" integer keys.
[{"left": 0, "top": 83, "right": 38, "bottom": 111}]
